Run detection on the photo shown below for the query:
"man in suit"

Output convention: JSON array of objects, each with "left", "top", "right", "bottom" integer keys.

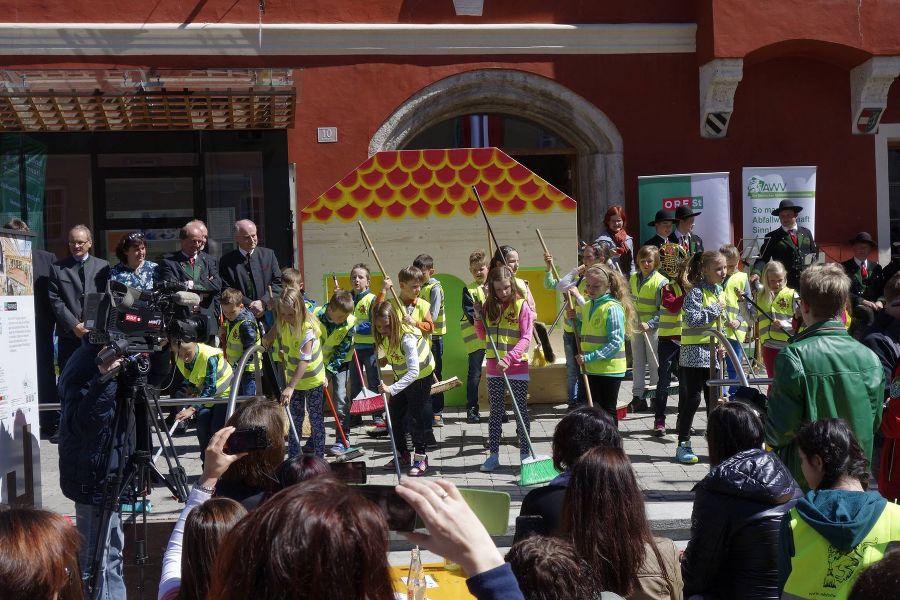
[
  {"left": 48, "top": 224, "right": 110, "bottom": 384},
  {"left": 673, "top": 205, "right": 704, "bottom": 254},
  {"left": 4, "top": 219, "right": 59, "bottom": 436},
  {"left": 643, "top": 209, "right": 679, "bottom": 248},
  {"left": 160, "top": 221, "right": 222, "bottom": 344},
  {"left": 843, "top": 232, "right": 885, "bottom": 338},
  {"left": 219, "top": 219, "right": 282, "bottom": 318},
  {"left": 751, "top": 199, "right": 818, "bottom": 289}
]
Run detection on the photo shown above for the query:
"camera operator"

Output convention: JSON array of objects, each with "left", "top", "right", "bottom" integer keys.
[{"left": 58, "top": 340, "right": 134, "bottom": 600}]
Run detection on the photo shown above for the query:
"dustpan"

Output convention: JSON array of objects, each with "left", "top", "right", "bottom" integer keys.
[{"left": 349, "top": 349, "right": 386, "bottom": 415}]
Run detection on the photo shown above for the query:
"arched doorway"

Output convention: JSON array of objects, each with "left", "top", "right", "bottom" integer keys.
[{"left": 369, "top": 69, "right": 623, "bottom": 241}]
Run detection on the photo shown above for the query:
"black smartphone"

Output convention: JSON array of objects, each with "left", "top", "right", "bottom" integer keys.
[
  {"left": 330, "top": 461, "right": 367, "bottom": 484},
  {"left": 354, "top": 485, "right": 417, "bottom": 532},
  {"left": 224, "top": 426, "right": 271, "bottom": 454}
]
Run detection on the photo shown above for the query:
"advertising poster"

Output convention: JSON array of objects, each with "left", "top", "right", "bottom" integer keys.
[
  {"left": 637, "top": 172, "right": 732, "bottom": 251},
  {"left": 741, "top": 166, "right": 816, "bottom": 258},
  {"left": 0, "top": 229, "right": 40, "bottom": 506}
]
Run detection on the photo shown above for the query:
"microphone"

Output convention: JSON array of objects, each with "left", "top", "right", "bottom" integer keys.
[{"left": 173, "top": 291, "right": 201, "bottom": 307}]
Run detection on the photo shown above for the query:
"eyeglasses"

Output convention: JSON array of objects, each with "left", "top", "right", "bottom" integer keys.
[{"left": 68, "top": 240, "right": 89, "bottom": 246}]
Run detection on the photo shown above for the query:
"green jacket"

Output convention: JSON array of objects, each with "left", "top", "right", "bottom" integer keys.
[{"left": 765, "top": 320, "right": 884, "bottom": 490}]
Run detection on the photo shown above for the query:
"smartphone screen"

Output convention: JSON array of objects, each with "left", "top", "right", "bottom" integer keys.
[
  {"left": 224, "top": 426, "right": 271, "bottom": 455},
  {"left": 330, "top": 461, "right": 367, "bottom": 484},
  {"left": 354, "top": 485, "right": 417, "bottom": 532}
]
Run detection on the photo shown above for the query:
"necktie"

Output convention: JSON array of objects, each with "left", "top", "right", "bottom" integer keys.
[
  {"left": 861, "top": 262, "right": 869, "bottom": 278},
  {"left": 246, "top": 252, "right": 257, "bottom": 298},
  {"left": 683, "top": 235, "right": 691, "bottom": 251},
  {"left": 189, "top": 256, "right": 195, "bottom": 268},
  {"left": 790, "top": 229, "right": 798, "bottom": 246},
  {"left": 78, "top": 259, "right": 86, "bottom": 289}
]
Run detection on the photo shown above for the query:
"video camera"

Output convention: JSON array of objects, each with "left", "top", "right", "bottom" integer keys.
[{"left": 83, "top": 280, "right": 204, "bottom": 363}]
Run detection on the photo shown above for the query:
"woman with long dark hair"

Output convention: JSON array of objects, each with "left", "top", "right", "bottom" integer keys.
[
  {"left": 681, "top": 402, "right": 801, "bottom": 600},
  {"left": 564, "top": 447, "right": 682, "bottom": 599},
  {"left": 778, "top": 419, "right": 900, "bottom": 599}
]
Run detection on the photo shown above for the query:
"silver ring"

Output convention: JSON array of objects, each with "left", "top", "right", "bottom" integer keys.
[{"left": 439, "top": 492, "right": 449, "bottom": 500}]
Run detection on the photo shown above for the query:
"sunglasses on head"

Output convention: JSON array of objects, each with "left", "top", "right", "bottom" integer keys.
[{"left": 125, "top": 232, "right": 145, "bottom": 243}]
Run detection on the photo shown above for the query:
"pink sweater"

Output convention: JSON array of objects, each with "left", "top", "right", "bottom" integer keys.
[{"left": 475, "top": 300, "right": 535, "bottom": 377}]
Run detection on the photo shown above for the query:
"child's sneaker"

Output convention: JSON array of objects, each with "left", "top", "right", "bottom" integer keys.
[
  {"left": 466, "top": 408, "right": 481, "bottom": 424},
  {"left": 676, "top": 442, "right": 699, "bottom": 464},
  {"left": 432, "top": 415, "right": 444, "bottom": 428},
  {"left": 365, "top": 422, "right": 388, "bottom": 436},
  {"left": 409, "top": 453, "right": 428, "bottom": 477},
  {"left": 480, "top": 453, "right": 500, "bottom": 472},
  {"left": 653, "top": 417, "right": 666, "bottom": 437},
  {"left": 382, "top": 451, "right": 410, "bottom": 471},
  {"left": 328, "top": 442, "right": 347, "bottom": 456}
]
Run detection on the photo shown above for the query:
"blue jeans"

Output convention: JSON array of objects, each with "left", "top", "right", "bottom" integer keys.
[
  {"left": 725, "top": 339, "right": 744, "bottom": 398},
  {"left": 76, "top": 502, "right": 126, "bottom": 600},
  {"left": 430, "top": 336, "right": 444, "bottom": 418},
  {"left": 328, "top": 366, "right": 351, "bottom": 444},
  {"left": 466, "top": 349, "right": 485, "bottom": 412},
  {"left": 238, "top": 370, "right": 257, "bottom": 397},
  {"left": 350, "top": 346, "right": 382, "bottom": 422},
  {"left": 196, "top": 403, "right": 228, "bottom": 457},
  {"left": 563, "top": 331, "right": 581, "bottom": 405}
]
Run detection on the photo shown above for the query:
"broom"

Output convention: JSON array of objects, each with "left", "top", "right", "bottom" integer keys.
[
  {"left": 479, "top": 310, "right": 558, "bottom": 486},
  {"left": 472, "top": 186, "right": 549, "bottom": 367},
  {"left": 323, "top": 383, "right": 365, "bottom": 461},
  {"left": 535, "top": 228, "right": 594, "bottom": 408},
  {"left": 349, "top": 349, "right": 386, "bottom": 415}
]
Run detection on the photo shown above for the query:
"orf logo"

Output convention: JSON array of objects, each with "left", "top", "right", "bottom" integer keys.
[{"left": 662, "top": 196, "right": 703, "bottom": 210}]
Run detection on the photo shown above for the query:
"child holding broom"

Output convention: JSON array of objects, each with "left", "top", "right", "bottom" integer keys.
[
  {"left": 676, "top": 251, "right": 728, "bottom": 465},
  {"left": 263, "top": 287, "right": 327, "bottom": 458},
  {"left": 313, "top": 290, "right": 356, "bottom": 456},
  {"left": 372, "top": 300, "right": 436, "bottom": 476},
  {"left": 575, "top": 264, "right": 636, "bottom": 424},
  {"left": 475, "top": 265, "right": 535, "bottom": 472},
  {"left": 460, "top": 249, "right": 489, "bottom": 423},
  {"left": 628, "top": 245, "right": 668, "bottom": 412}
]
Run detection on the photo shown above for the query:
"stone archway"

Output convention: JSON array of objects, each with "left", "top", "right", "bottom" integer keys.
[{"left": 369, "top": 69, "right": 624, "bottom": 241}]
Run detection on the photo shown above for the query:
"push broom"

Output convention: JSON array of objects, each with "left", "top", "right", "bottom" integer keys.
[{"left": 323, "top": 383, "right": 366, "bottom": 461}]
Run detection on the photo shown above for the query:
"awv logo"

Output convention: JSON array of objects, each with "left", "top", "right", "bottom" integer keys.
[{"left": 747, "top": 176, "right": 786, "bottom": 194}]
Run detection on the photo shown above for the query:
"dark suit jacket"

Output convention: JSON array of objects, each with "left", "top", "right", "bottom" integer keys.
[
  {"left": 753, "top": 226, "right": 817, "bottom": 289},
  {"left": 159, "top": 251, "right": 222, "bottom": 323},
  {"left": 676, "top": 232, "right": 705, "bottom": 255},
  {"left": 644, "top": 232, "right": 678, "bottom": 248},
  {"left": 842, "top": 258, "right": 884, "bottom": 306},
  {"left": 48, "top": 254, "right": 110, "bottom": 337},
  {"left": 33, "top": 249, "right": 57, "bottom": 333},
  {"left": 219, "top": 246, "right": 282, "bottom": 307}
]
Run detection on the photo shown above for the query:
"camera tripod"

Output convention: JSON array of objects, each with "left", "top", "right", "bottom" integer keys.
[{"left": 87, "top": 353, "right": 189, "bottom": 600}]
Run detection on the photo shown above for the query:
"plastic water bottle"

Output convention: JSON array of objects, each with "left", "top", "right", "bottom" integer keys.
[{"left": 407, "top": 546, "right": 426, "bottom": 600}]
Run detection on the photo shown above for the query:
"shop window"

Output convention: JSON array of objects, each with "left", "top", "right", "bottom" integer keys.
[{"left": 205, "top": 152, "right": 265, "bottom": 255}]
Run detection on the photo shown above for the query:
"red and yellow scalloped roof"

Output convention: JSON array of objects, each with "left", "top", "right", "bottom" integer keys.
[{"left": 301, "top": 147, "right": 576, "bottom": 223}]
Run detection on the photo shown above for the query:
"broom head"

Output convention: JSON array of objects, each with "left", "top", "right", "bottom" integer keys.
[
  {"left": 349, "top": 388, "right": 386, "bottom": 416},
  {"left": 531, "top": 347, "right": 548, "bottom": 368},
  {"left": 519, "top": 454, "right": 560, "bottom": 487},
  {"left": 431, "top": 376, "right": 462, "bottom": 396},
  {"left": 533, "top": 322, "right": 555, "bottom": 363}
]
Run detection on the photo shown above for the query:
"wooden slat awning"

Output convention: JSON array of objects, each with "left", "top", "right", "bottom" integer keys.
[{"left": 0, "top": 69, "right": 296, "bottom": 132}]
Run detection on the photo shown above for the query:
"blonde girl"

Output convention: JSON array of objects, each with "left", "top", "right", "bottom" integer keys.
[
  {"left": 575, "top": 264, "right": 638, "bottom": 424},
  {"left": 475, "top": 266, "right": 535, "bottom": 472},
  {"left": 676, "top": 251, "right": 728, "bottom": 464},
  {"left": 756, "top": 260, "right": 799, "bottom": 378},
  {"left": 629, "top": 245, "right": 667, "bottom": 412},
  {"left": 264, "top": 287, "right": 326, "bottom": 458},
  {"left": 372, "top": 300, "right": 435, "bottom": 476}
]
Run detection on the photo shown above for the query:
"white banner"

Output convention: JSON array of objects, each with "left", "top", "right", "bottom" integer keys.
[
  {"left": 637, "top": 172, "right": 731, "bottom": 251},
  {"left": 742, "top": 166, "right": 817, "bottom": 258}
]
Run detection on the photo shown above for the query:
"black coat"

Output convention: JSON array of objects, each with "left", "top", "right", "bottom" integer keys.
[
  {"left": 681, "top": 448, "right": 801, "bottom": 600},
  {"left": 218, "top": 246, "right": 282, "bottom": 308},
  {"left": 48, "top": 254, "right": 110, "bottom": 336},
  {"left": 753, "top": 226, "right": 817, "bottom": 289},
  {"left": 643, "top": 232, "right": 678, "bottom": 248},
  {"left": 159, "top": 251, "right": 222, "bottom": 339},
  {"left": 842, "top": 258, "right": 884, "bottom": 306}
]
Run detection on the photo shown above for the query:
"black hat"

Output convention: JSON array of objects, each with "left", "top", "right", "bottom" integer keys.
[
  {"left": 771, "top": 199, "right": 803, "bottom": 216},
  {"left": 849, "top": 232, "right": 877, "bottom": 247},
  {"left": 647, "top": 209, "right": 677, "bottom": 227},
  {"left": 674, "top": 205, "right": 701, "bottom": 220}
]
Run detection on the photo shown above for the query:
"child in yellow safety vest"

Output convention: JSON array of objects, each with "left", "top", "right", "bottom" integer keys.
[
  {"left": 313, "top": 290, "right": 356, "bottom": 456},
  {"left": 778, "top": 419, "right": 900, "bottom": 599},
  {"left": 475, "top": 265, "right": 535, "bottom": 473},
  {"left": 348, "top": 262, "right": 391, "bottom": 434},
  {"left": 460, "top": 249, "right": 488, "bottom": 424},
  {"left": 756, "top": 260, "right": 799, "bottom": 380},
  {"left": 263, "top": 287, "right": 327, "bottom": 458},
  {"left": 629, "top": 245, "right": 668, "bottom": 412},
  {"left": 372, "top": 300, "right": 435, "bottom": 477},
  {"left": 220, "top": 287, "right": 262, "bottom": 398},
  {"left": 719, "top": 245, "right": 754, "bottom": 399},
  {"left": 654, "top": 245, "right": 690, "bottom": 437},
  {"left": 490, "top": 244, "right": 536, "bottom": 311},
  {"left": 676, "top": 251, "right": 728, "bottom": 465},
  {"left": 171, "top": 334, "right": 234, "bottom": 456},
  {"left": 414, "top": 253, "right": 447, "bottom": 429},
  {"left": 575, "top": 264, "right": 637, "bottom": 425}
]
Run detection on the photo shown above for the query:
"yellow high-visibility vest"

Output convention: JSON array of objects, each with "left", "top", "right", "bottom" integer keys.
[
  {"left": 580, "top": 298, "right": 626, "bottom": 375},
  {"left": 680, "top": 287, "right": 722, "bottom": 346},
  {"left": 175, "top": 344, "right": 234, "bottom": 408},
  {"left": 723, "top": 271, "right": 750, "bottom": 343},
  {"left": 314, "top": 305, "right": 357, "bottom": 366},
  {"left": 629, "top": 270, "right": 668, "bottom": 323},
  {"left": 380, "top": 327, "right": 435, "bottom": 380},
  {"left": 281, "top": 319, "right": 326, "bottom": 391},
  {"left": 484, "top": 298, "right": 529, "bottom": 364},
  {"left": 757, "top": 287, "right": 797, "bottom": 345},
  {"left": 224, "top": 316, "right": 261, "bottom": 372},
  {"left": 460, "top": 282, "right": 487, "bottom": 354},
  {"left": 657, "top": 282, "right": 683, "bottom": 338},
  {"left": 421, "top": 279, "right": 447, "bottom": 336}
]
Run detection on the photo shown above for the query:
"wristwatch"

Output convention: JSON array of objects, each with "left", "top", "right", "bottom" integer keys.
[{"left": 194, "top": 483, "right": 216, "bottom": 495}]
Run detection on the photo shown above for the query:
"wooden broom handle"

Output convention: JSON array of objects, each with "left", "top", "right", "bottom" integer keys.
[{"left": 357, "top": 221, "right": 404, "bottom": 309}]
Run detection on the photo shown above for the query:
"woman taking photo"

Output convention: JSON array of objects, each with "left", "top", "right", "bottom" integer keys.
[
  {"left": 564, "top": 446, "right": 683, "bottom": 599},
  {"left": 681, "top": 402, "right": 801, "bottom": 600},
  {"left": 778, "top": 419, "right": 900, "bottom": 599}
]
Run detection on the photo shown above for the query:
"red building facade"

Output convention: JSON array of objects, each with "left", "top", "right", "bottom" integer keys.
[{"left": 2, "top": 1, "right": 899, "bottom": 265}]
